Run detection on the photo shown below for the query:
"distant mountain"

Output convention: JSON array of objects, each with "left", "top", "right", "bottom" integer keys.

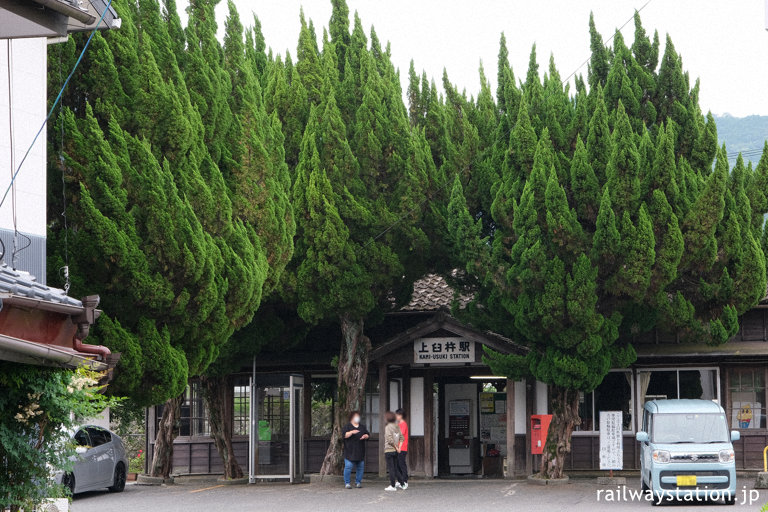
[{"left": 713, "top": 114, "right": 768, "bottom": 165}]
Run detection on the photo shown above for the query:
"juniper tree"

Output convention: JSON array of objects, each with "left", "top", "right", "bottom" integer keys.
[
  {"left": 448, "top": 14, "right": 768, "bottom": 480},
  {"left": 284, "top": 2, "right": 433, "bottom": 474},
  {"left": 47, "top": 0, "right": 290, "bottom": 479}
]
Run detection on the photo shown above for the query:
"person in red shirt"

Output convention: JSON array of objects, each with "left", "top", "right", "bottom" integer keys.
[{"left": 395, "top": 408, "right": 409, "bottom": 489}]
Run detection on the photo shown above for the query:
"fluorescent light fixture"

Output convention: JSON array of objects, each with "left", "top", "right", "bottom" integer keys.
[{"left": 470, "top": 375, "right": 505, "bottom": 380}]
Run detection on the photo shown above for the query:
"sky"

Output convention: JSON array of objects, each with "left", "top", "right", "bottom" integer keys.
[{"left": 187, "top": 0, "right": 768, "bottom": 117}]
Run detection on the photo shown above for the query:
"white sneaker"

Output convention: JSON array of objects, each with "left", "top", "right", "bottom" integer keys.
[
  {"left": 402, "top": 482, "right": 408, "bottom": 490},
  {"left": 395, "top": 482, "right": 402, "bottom": 489},
  {"left": 384, "top": 485, "right": 397, "bottom": 491}
]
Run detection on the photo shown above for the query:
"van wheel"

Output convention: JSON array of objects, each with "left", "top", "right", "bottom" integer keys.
[
  {"left": 724, "top": 495, "right": 736, "bottom": 505},
  {"left": 109, "top": 462, "right": 126, "bottom": 492}
]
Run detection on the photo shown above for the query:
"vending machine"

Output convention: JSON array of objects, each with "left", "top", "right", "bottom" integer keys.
[{"left": 448, "top": 399, "right": 472, "bottom": 473}]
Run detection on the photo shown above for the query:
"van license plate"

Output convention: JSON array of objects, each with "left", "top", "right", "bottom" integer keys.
[{"left": 676, "top": 475, "right": 697, "bottom": 486}]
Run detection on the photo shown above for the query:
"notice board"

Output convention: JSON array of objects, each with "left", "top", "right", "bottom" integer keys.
[
  {"left": 599, "top": 410, "right": 623, "bottom": 470},
  {"left": 479, "top": 392, "right": 507, "bottom": 444}
]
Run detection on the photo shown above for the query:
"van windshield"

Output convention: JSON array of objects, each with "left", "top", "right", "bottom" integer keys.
[{"left": 652, "top": 413, "right": 729, "bottom": 444}]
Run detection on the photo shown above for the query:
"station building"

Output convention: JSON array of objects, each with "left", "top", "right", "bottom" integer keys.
[{"left": 149, "top": 274, "right": 768, "bottom": 480}]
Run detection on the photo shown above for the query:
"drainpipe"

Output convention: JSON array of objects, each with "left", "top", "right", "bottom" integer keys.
[
  {"left": 72, "top": 295, "right": 109, "bottom": 360},
  {"left": 73, "top": 336, "right": 111, "bottom": 360}
]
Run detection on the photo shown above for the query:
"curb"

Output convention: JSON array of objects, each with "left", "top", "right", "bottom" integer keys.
[
  {"left": 527, "top": 474, "right": 570, "bottom": 486},
  {"left": 596, "top": 476, "right": 626, "bottom": 486},
  {"left": 217, "top": 477, "right": 250, "bottom": 485},
  {"left": 136, "top": 474, "right": 174, "bottom": 486}
]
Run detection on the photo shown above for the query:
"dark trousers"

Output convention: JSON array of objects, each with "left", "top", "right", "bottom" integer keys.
[
  {"left": 385, "top": 452, "right": 403, "bottom": 487},
  {"left": 397, "top": 451, "right": 408, "bottom": 483}
]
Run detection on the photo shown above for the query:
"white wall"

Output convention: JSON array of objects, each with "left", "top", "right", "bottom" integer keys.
[
  {"left": 389, "top": 379, "right": 401, "bottom": 411},
  {"left": 444, "top": 383, "right": 478, "bottom": 437},
  {"left": 409, "top": 377, "right": 424, "bottom": 436},
  {"left": 0, "top": 38, "right": 47, "bottom": 239}
]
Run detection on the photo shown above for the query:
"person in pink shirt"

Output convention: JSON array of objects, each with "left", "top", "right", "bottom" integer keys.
[{"left": 395, "top": 408, "right": 409, "bottom": 489}]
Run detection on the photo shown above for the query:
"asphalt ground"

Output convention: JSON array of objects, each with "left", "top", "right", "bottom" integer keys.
[{"left": 69, "top": 475, "right": 768, "bottom": 512}]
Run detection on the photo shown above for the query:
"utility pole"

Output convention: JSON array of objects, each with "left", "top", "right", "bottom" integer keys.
[{"left": 765, "top": 0, "right": 768, "bottom": 31}]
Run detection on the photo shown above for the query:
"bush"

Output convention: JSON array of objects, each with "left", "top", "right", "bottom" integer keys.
[
  {"left": 128, "top": 450, "right": 145, "bottom": 474},
  {"left": 0, "top": 362, "right": 118, "bottom": 511}
]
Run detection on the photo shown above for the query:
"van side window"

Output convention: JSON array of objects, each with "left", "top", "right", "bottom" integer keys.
[{"left": 642, "top": 410, "right": 648, "bottom": 434}]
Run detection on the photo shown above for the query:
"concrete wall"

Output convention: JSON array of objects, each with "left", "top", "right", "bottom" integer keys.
[{"left": 0, "top": 37, "right": 47, "bottom": 282}]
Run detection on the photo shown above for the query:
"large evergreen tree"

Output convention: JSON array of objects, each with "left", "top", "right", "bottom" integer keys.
[
  {"left": 285, "top": 3, "right": 432, "bottom": 474},
  {"left": 47, "top": 0, "right": 292, "bottom": 479},
  {"left": 447, "top": 14, "right": 768, "bottom": 479}
]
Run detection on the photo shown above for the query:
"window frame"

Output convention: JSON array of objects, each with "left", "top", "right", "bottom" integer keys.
[
  {"left": 573, "top": 369, "right": 635, "bottom": 435},
  {"left": 177, "top": 380, "right": 210, "bottom": 439},
  {"left": 232, "top": 375, "right": 251, "bottom": 438},
  {"left": 726, "top": 366, "right": 767, "bottom": 432},
  {"left": 634, "top": 366, "right": 721, "bottom": 436}
]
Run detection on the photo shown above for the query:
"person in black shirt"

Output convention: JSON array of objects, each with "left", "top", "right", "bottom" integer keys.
[{"left": 342, "top": 410, "right": 369, "bottom": 488}]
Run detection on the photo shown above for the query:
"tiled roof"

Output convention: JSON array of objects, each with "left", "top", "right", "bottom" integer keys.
[
  {"left": 0, "top": 264, "right": 83, "bottom": 307},
  {"left": 400, "top": 274, "right": 472, "bottom": 312}
]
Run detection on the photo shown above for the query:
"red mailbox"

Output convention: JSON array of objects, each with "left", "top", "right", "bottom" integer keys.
[{"left": 530, "top": 414, "right": 552, "bottom": 455}]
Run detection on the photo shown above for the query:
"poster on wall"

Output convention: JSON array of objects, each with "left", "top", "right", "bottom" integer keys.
[
  {"left": 599, "top": 411, "right": 623, "bottom": 471},
  {"left": 731, "top": 402, "right": 762, "bottom": 429},
  {"left": 479, "top": 392, "right": 507, "bottom": 443}
]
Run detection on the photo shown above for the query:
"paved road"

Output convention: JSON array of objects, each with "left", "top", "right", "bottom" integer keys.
[{"left": 71, "top": 477, "right": 768, "bottom": 512}]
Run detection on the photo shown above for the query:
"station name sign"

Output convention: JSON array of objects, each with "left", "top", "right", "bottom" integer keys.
[{"left": 414, "top": 337, "right": 475, "bottom": 364}]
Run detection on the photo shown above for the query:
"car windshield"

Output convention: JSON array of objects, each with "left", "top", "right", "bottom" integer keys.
[{"left": 652, "top": 412, "right": 729, "bottom": 444}]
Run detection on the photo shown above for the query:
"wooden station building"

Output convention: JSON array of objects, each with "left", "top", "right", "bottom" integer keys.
[{"left": 149, "top": 274, "right": 768, "bottom": 479}]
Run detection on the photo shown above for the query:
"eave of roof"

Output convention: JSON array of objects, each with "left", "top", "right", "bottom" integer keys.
[
  {"left": 371, "top": 311, "right": 526, "bottom": 361},
  {"left": 0, "top": 332, "right": 107, "bottom": 370}
]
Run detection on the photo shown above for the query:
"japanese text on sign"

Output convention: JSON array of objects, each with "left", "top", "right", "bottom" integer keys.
[
  {"left": 414, "top": 338, "right": 475, "bottom": 364},
  {"left": 599, "top": 411, "right": 623, "bottom": 471}
]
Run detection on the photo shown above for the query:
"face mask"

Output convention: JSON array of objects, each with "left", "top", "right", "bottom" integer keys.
[{"left": 352, "top": 416, "right": 361, "bottom": 424}]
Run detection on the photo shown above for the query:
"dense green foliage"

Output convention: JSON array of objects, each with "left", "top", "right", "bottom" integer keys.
[
  {"left": 0, "top": 364, "right": 115, "bottom": 510},
  {"left": 445, "top": 13, "right": 768, "bottom": 477},
  {"left": 47, "top": 0, "right": 294, "bottom": 408},
  {"left": 43, "top": 0, "right": 768, "bottom": 480}
]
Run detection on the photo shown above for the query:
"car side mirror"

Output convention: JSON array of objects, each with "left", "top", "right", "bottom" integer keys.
[
  {"left": 635, "top": 431, "right": 649, "bottom": 443},
  {"left": 730, "top": 431, "right": 740, "bottom": 442},
  {"left": 75, "top": 446, "right": 88, "bottom": 455}
]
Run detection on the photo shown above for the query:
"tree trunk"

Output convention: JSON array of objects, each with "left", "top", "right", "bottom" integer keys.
[
  {"left": 150, "top": 394, "right": 182, "bottom": 479},
  {"left": 319, "top": 314, "right": 371, "bottom": 476},
  {"left": 539, "top": 385, "right": 581, "bottom": 480},
  {"left": 201, "top": 375, "right": 243, "bottom": 480}
]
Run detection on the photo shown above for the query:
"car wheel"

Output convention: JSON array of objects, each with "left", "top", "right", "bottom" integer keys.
[
  {"left": 62, "top": 473, "right": 75, "bottom": 496},
  {"left": 109, "top": 462, "right": 126, "bottom": 493},
  {"left": 724, "top": 494, "right": 736, "bottom": 505}
]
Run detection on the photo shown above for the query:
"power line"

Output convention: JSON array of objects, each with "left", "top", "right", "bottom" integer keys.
[
  {"left": 0, "top": 0, "right": 114, "bottom": 213},
  {"left": 562, "top": 0, "right": 653, "bottom": 85}
]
